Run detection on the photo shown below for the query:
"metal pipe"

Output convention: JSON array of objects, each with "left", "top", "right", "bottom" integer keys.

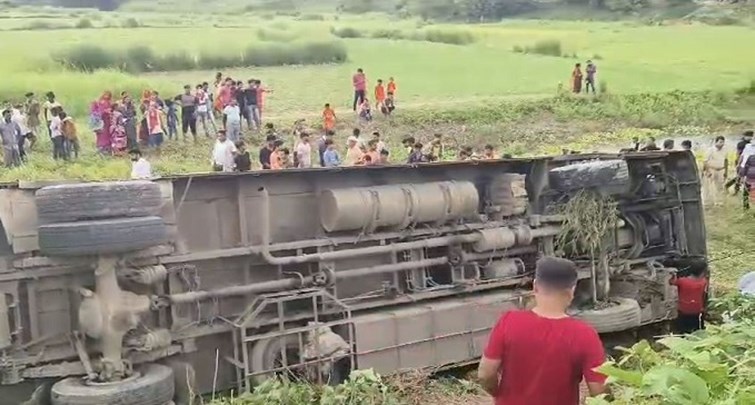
[
  {"left": 334, "top": 257, "right": 449, "bottom": 280},
  {"left": 258, "top": 187, "right": 480, "bottom": 266},
  {"left": 463, "top": 246, "right": 538, "bottom": 262},
  {"left": 169, "top": 276, "right": 311, "bottom": 304}
]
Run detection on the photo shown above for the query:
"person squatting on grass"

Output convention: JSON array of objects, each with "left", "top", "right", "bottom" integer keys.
[{"left": 478, "top": 257, "right": 607, "bottom": 405}]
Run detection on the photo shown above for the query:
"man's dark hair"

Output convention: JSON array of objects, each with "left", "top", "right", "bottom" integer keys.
[
  {"left": 380, "top": 149, "right": 389, "bottom": 156},
  {"left": 744, "top": 130, "right": 753, "bottom": 138},
  {"left": 715, "top": 135, "right": 725, "bottom": 142},
  {"left": 129, "top": 149, "right": 142, "bottom": 157},
  {"left": 535, "top": 257, "right": 578, "bottom": 289},
  {"left": 663, "top": 139, "right": 674, "bottom": 149},
  {"left": 414, "top": 142, "right": 423, "bottom": 149},
  {"left": 235, "top": 140, "right": 245, "bottom": 149},
  {"left": 402, "top": 136, "right": 415, "bottom": 145},
  {"left": 265, "top": 134, "right": 277, "bottom": 142},
  {"left": 484, "top": 144, "right": 494, "bottom": 150},
  {"left": 25, "top": 92, "right": 34, "bottom": 97},
  {"left": 681, "top": 140, "right": 692, "bottom": 149},
  {"left": 325, "top": 139, "right": 334, "bottom": 146},
  {"left": 326, "top": 130, "right": 335, "bottom": 136},
  {"left": 352, "top": 128, "right": 360, "bottom": 137}
]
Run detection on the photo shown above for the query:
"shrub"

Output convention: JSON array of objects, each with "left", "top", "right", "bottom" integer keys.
[
  {"left": 421, "top": 29, "right": 475, "bottom": 45},
  {"left": 22, "top": 20, "right": 69, "bottom": 30},
  {"left": 599, "top": 80, "right": 608, "bottom": 94},
  {"left": 512, "top": 45, "right": 524, "bottom": 53},
  {"left": 122, "top": 17, "right": 140, "bottom": 28},
  {"left": 242, "top": 41, "right": 347, "bottom": 67},
  {"left": 154, "top": 52, "right": 196, "bottom": 71},
  {"left": 75, "top": 18, "right": 93, "bottom": 29},
  {"left": 54, "top": 44, "right": 115, "bottom": 72},
  {"left": 256, "top": 28, "right": 298, "bottom": 42},
  {"left": 297, "top": 13, "right": 325, "bottom": 21},
  {"left": 121, "top": 45, "right": 157, "bottom": 73},
  {"left": 196, "top": 51, "right": 244, "bottom": 70},
  {"left": 529, "top": 39, "right": 562, "bottom": 57},
  {"left": 331, "top": 26, "right": 362, "bottom": 38},
  {"left": 371, "top": 29, "right": 405, "bottom": 40}
]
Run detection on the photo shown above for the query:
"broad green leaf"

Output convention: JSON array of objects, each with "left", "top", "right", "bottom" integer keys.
[
  {"left": 597, "top": 362, "right": 643, "bottom": 387},
  {"left": 642, "top": 366, "right": 710, "bottom": 405}
]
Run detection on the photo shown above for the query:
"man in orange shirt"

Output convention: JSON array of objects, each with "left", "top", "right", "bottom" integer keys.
[
  {"left": 387, "top": 77, "right": 397, "bottom": 97},
  {"left": 374, "top": 79, "right": 386, "bottom": 110},
  {"left": 323, "top": 103, "right": 336, "bottom": 132}
]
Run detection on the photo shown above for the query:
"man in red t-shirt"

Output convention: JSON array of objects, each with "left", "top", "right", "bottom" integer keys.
[
  {"left": 671, "top": 271, "right": 708, "bottom": 334},
  {"left": 478, "top": 257, "right": 607, "bottom": 405}
]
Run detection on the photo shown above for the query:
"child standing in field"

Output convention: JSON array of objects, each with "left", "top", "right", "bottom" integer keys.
[
  {"left": 60, "top": 111, "right": 79, "bottom": 159},
  {"left": 387, "top": 77, "right": 397, "bottom": 97},
  {"left": 374, "top": 79, "right": 386, "bottom": 110},
  {"left": 323, "top": 103, "right": 336, "bottom": 132}
]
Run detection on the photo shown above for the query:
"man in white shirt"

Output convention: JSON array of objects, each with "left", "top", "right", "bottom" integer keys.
[
  {"left": 222, "top": 99, "right": 242, "bottom": 143},
  {"left": 295, "top": 132, "right": 312, "bottom": 168},
  {"left": 48, "top": 109, "right": 65, "bottom": 160},
  {"left": 130, "top": 149, "right": 152, "bottom": 179},
  {"left": 212, "top": 130, "right": 237, "bottom": 172}
]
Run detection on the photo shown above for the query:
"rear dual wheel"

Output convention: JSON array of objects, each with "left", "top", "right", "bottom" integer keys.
[{"left": 50, "top": 364, "right": 174, "bottom": 405}]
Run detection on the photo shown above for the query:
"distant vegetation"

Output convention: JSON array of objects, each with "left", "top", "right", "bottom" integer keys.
[
  {"left": 53, "top": 41, "right": 348, "bottom": 73},
  {"left": 331, "top": 26, "right": 476, "bottom": 45}
]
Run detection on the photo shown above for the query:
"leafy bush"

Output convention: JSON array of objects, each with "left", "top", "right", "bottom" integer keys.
[
  {"left": 529, "top": 39, "right": 562, "bottom": 57},
  {"left": 256, "top": 28, "right": 298, "bottom": 42},
  {"left": 22, "top": 20, "right": 70, "bottom": 30},
  {"left": 370, "top": 29, "right": 405, "bottom": 40},
  {"left": 122, "top": 17, "right": 140, "bottom": 28},
  {"left": 75, "top": 17, "right": 93, "bottom": 29},
  {"left": 330, "top": 26, "right": 363, "bottom": 38},
  {"left": 589, "top": 293, "right": 755, "bottom": 405},
  {"left": 421, "top": 29, "right": 475, "bottom": 45},
  {"left": 297, "top": 13, "right": 325, "bottom": 21},
  {"left": 54, "top": 44, "right": 116, "bottom": 71},
  {"left": 55, "top": 41, "right": 348, "bottom": 73}
]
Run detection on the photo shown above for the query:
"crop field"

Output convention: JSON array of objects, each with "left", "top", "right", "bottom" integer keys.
[{"left": 1, "top": 2, "right": 754, "bottom": 403}]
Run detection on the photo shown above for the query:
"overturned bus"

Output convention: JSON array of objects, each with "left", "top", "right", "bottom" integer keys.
[{"left": 0, "top": 151, "right": 705, "bottom": 404}]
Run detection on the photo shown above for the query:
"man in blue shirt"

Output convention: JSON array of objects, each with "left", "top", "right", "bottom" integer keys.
[{"left": 323, "top": 139, "right": 340, "bottom": 167}]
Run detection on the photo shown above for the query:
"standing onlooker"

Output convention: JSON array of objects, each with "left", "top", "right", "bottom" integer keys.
[
  {"left": 407, "top": 142, "right": 426, "bottom": 164},
  {"left": 259, "top": 135, "right": 277, "bottom": 170},
  {"left": 352, "top": 68, "right": 367, "bottom": 111},
  {"left": 571, "top": 63, "right": 583, "bottom": 94},
  {"left": 211, "top": 130, "right": 237, "bottom": 172},
  {"left": 122, "top": 93, "right": 138, "bottom": 150},
  {"left": 726, "top": 130, "right": 753, "bottom": 194},
  {"left": 429, "top": 133, "right": 445, "bottom": 161},
  {"left": 387, "top": 77, "right": 397, "bottom": 98},
  {"left": 344, "top": 136, "right": 363, "bottom": 166},
  {"left": 145, "top": 102, "right": 165, "bottom": 153},
  {"left": 196, "top": 84, "right": 216, "bottom": 137},
  {"left": 42, "top": 91, "right": 61, "bottom": 138},
  {"left": 130, "top": 149, "right": 152, "bottom": 179},
  {"left": 11, "top": 104, "right": 33, "bottom": 161},
  {"left": 24, "top": 92, "right": 41, "bottom": 142},
  {"left": 93, "top": 92, "right": 113, "bottom": 154},
  {"left": 483, "top": 144, "right": 499, "bottom": 160},
  {"left": 255, "top": 79, "right": 269, "bottom": 125},
  {"left": 234, "top": 140, "right": 251, "bottom": 172},
  {"left": 60, "top": 111, "right": 80, "bottom": 159},
  {"left": 681, "top": 140, "right": 692, "bottom": 151},
  {"left": 641, "top": 136, "right": 660, "bottom": 151},
  {"left": 323, "top": 103, "right": 336, "bottom": 133},
  {"left": 243, "top": 80, "right": 259, "bottom": 131},
  {"left": 378, "top": 149, "right": 389, "bottom": 165},
  {"left": 295, "top": 132, "right": 312, "bottom": 169},
  {"left": 110, "top": 104, "right": 127, "bottom": 155},
  {"left": 477, "top": 257, "right": 607, "bottom": 405},
  {"left": 585, "top": 60, "right": 597, "bottom": 94},
  {"left": 703, "top": 136, "right": 727, "bottom": 207},
  {"left": 0, "top": 109, "right": 22, "bottom": 167},
  {"left": 165, "top": 100, "right": 178, "bottom": 141},
  {"left": 179, "top": 85, "right": 198, "bottom": 141},
  {"left": 740, "top": 140, "right": 755, "bottom": 210},
  {"left": 374, "top": 79, "right": 386, "bottom": 110},
  {"left": 317, "top": 130, "right": 334, "bottom": 167},
  {"left": 323, "top": 139, "right": 340, "bottom": 167},
  {"left": 49, "top": 107, "right": 65, "bottom": 160},
  {"left": 372, "top": 131, "right": 386, "bottom": 153},
  {"left": 365, "top": 139, "right": 380, "bottom": 165},
  {"left": 270, "top": 139, "right": 284, "bottom": 170},
  {"left": 223, "top": 98, "right": 242, "bottom": 143}
]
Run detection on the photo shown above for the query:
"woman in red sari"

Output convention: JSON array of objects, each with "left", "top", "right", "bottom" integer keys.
[{"left": 571, "top": 63, "right": 583, "bottom": 94}]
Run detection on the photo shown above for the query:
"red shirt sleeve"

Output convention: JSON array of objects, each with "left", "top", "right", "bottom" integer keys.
[
  {"left": 580, "top": 327, "right": 607, "bottom": 383},
  {"left": 483, "top": 312, "right": 510, "bottom": 360}
]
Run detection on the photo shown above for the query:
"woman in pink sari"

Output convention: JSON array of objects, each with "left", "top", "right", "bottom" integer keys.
[
  {"left": 94, "top": 91, "right": 113, "bottom": 153},
  {"left": 110, "top": 103, "right": 128, "bottom": 155}
]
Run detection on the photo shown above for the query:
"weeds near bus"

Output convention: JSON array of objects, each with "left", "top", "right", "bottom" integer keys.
[
  {"left": 588, "top": 293, "right": 755, "bottom": 405},
  {"left": 555, "top": 190, "right": 619, "bottom": 258}
]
